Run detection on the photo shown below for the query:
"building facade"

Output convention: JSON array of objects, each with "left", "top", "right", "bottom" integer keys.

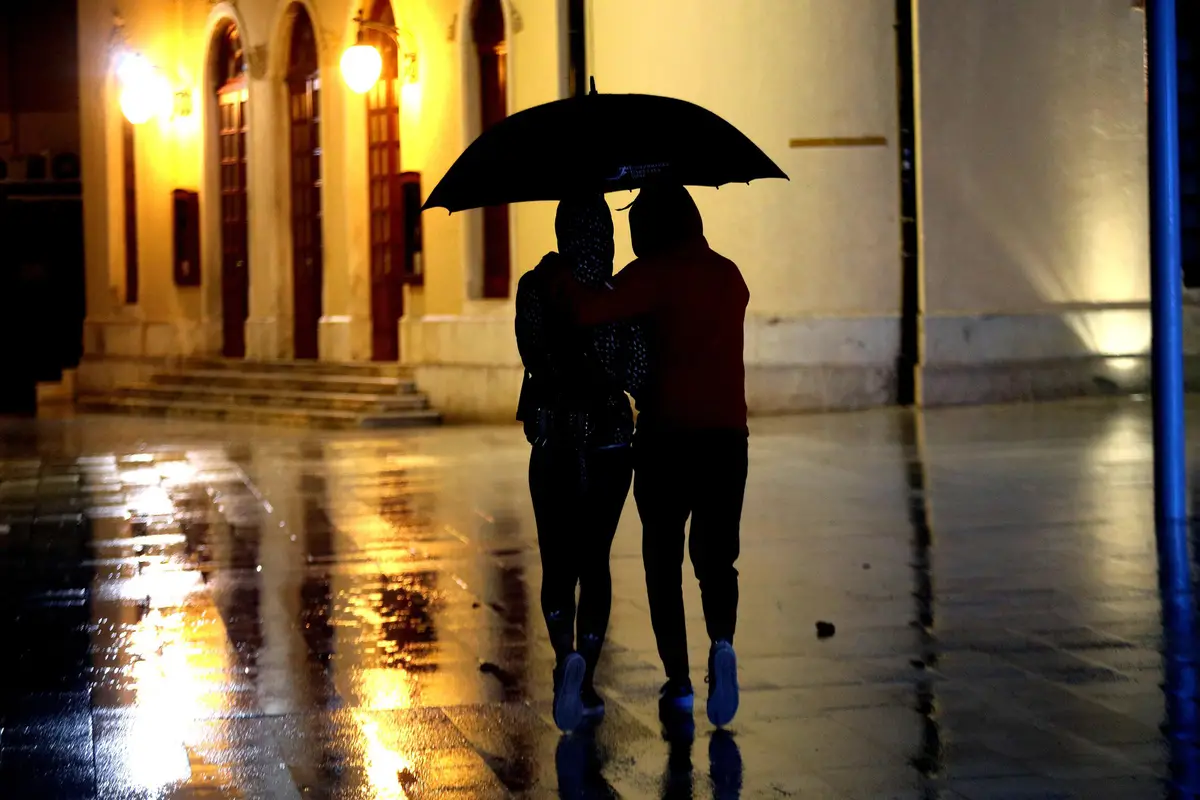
[{"left": 75, "top": 0, "right": 1161, "bottom": 421}]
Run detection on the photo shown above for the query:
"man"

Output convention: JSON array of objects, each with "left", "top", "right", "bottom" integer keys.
[{"left": 548, "top": 184, "right": 749, "bottom": 727}]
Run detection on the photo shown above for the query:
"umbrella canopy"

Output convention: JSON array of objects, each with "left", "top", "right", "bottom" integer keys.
[{"left": 422, "top": 90, "right": 788, "bottom": 212}]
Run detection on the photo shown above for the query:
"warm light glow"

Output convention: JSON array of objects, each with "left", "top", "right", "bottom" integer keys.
[
  {"left": 117, "top": 53, "right": 173, "bottom": 125},
  {"left": 1079, "top": 309, "right": 1151, "bottom": 357},
  {"left": 401, "top": 79, "right": 423, "bottom": 117},
  {"left": 126, "top": 608, "right": 195, "bottom": 789},
  {"left": 355, "top": 709, "right": 413, "bottom": 799},
  {"left": 157, "top": 459, "right": 198, "bottom": 485},
  {"left": 342, "top": 43, "right": 384, "bottom": 93},
  {"left": 1107, "top": 357, "right": 1142, "bottom": 372}
]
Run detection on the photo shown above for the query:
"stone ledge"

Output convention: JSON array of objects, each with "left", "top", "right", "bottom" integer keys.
[
  {"left": 925, "top": 308, "right": 1153, "bottom": 363},
  {"left": 410, "top": 363, "right": 524, "bottom": 424},
  {"left": 36, "top": 369, "right": 78, "bottom": 407},
  {"left": 410, "top": 362, "right": 898, "bottom": 422},
  {"left": 919, "top": 356, "right": 1152, "bottom": 406},
  {"left": 83, "top": 318, "right": 216, "bottom": 360},
  {"left": 747, "top": 364, "right": 896, "bottom": 414},
  {"left": 76, "top": 355, "right": 175, "bottom": 394}
]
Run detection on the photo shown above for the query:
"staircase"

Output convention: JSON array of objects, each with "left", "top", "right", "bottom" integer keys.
[{"left": 78, "top": 359, "right": 441, "bottom": 429}]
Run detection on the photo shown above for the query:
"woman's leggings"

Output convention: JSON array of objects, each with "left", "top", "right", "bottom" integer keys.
[{"left": 529, "top": 444, "right": 633, "bottom": 669}]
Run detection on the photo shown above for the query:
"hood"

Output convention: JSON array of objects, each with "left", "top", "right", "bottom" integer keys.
[
  {"left": 555, "top": 195, "right": 615, "bottom": 287},
  {"left": 628, "top": 184, "right": 704, "bottom": 259}
]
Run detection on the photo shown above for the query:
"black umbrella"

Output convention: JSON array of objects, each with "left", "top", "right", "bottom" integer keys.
[{"left": 422, "top": 83, "right": 788, "bottom": 212}]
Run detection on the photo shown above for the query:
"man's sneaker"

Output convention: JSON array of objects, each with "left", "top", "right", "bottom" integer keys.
[
  {"left": 658, "top": 677, "right": 695, "bottom": 717},
  {"left": 706, "top": 641, "right": 739, "bottom": 727},
  {"left": 581, "top": 685, "right": 606, "bottom": 719},
  {"left": 553, "top": 652, "right": 586, "bottom": 732}
]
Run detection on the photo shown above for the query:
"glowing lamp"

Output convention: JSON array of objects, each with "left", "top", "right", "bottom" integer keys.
[
  {"left": 341, "top": 10, "right": 419, "bottom": 94},
  {"left": 341, "top": 43, "right": 384, "bottom": 94},
  {"left": 117, "top": 54, "right": 172, "bottom": 125}
]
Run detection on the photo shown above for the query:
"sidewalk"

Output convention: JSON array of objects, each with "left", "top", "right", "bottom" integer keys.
[{"left": 0, "top": 398, "right": 1187, "bottom": 798}]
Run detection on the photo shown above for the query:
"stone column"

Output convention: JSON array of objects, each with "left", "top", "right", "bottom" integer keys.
[
  {"left": 244, "top": 43, "right": 292, "bottom": 360},
  {"left": 317, "top": 46, "right": 372, "bottom": 363}
]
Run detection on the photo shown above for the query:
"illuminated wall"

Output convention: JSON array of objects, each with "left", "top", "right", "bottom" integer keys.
[
  {"left": 404, "top": 0, "right": 908, "bottom": 419},
  {"left": 915, "top": 0, "right": 1152, "bottom": 400},
  {"left": 591, "top": 0, "right": 901, "bottom": 317},
  {"left": 77, "top": 0, "right": 564, "bottom": 387},
  {"left": 75, "top": 0, "right": 1159, "bottom": 416}
]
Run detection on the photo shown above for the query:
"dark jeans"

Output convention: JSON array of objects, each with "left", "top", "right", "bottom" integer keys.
[
  {"left": 529, "top": 444, "right": 633, "bottom": 667},
  {"left": 634, "top": 429, "right": 748, "bottom": 682}
]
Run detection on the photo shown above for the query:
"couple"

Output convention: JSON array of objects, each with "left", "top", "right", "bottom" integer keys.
[{"left": 515, "top": 184, "right": 749, "bottom": 733}]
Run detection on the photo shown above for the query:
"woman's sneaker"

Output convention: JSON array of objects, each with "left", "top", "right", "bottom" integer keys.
[
  {"left": 658, "top": 677, "right": 695, "bottom": 718},
  {"left": 577, "top": 633, "right": 606, "bottom": 720},
  {"left": 706, "top": 641, "right": 739, "bottom": 727},
  {"left": 553, "top": 653, "right": 587, "bottom": 732},
  {"left": 581, "top": 685, "right": 606, "bottom": 719}
]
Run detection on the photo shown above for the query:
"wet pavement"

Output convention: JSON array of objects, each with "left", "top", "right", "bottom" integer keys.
[{"left": 1, "top": 399, "right": 1197, "bottom": 798}]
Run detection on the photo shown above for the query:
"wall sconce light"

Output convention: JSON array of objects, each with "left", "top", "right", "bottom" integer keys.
[
  {"left": 341, "top": 10, "right": 419, "bottom": 94},
  {"left": 110, "top": 16, "right": 193, "bottom": 125},
  {"left": 174, "top": 90, "right": 193, "bottom": 119},
  {"left": 117, "top": 52, "right": 173, "bottom": 125}
]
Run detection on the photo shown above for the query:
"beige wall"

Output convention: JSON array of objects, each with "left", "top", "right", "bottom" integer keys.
[
  {"left": 80, "top": 0, "right": 218, "bottom": 350},
  {"left": 591, "top": 0, "right": 901, "bottom": 317},
  {"left": 403, "top": 0, "right": 907, "bottom": 420},
  {"left": 916, "top": 0, "right": 1148, "bottom": 363},
  {"left": 77, "top": 0, "right": 1159, "bottom": 418}
]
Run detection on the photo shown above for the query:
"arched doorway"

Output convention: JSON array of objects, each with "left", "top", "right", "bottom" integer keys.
[
  {"left": 366, "top": 0, "right": 404, "bottom": 362},
  {"left": 211, "top": 22, "right": 249, "bottom": 358},
  {"left": 286, "top": 5, "right": 323, "bottom": 360},
  {"left": 472, "top": 0, "right": 510, "bottom": 299}
]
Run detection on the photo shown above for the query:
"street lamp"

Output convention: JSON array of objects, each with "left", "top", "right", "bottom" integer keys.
[{"left": 340, "top": 10, "right": 419, "bottom": 95}]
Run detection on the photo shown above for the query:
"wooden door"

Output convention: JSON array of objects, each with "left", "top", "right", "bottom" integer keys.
[
  {"left": 474, "top": 0, "right": 511, "bottom": 299},
  {"left": 288, "top": 8, "right": 323, "bottom": 361},
  {"left": 213, "top": 22, "right": 249, "bottom": 359},
  {"left": 123, "top": 119, "right": 139, "bottom": 305},
  {"left": 218, "top": 82, "right": 249, "bottom": 358},
  {"left": 367, "top": 3, "right": 403, "bottom": 362}
]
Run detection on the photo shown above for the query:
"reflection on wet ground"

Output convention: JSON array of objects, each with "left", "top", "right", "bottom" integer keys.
[{"left": 1, "top": 399, "right": 1197, "bottom": 798}]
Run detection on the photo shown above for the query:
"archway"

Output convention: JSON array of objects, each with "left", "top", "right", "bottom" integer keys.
[
  {"left": 210, "top": 21, "right": 249, "bottom": 358},
  {"left": 472, "top": 0, "right": 510, "bottom": 299},
  {"left": 366, "top": 0, "right": 404, "bottom": 361},
  {"left": 286, "top": 5, "right": 323, "bottom": 360}
]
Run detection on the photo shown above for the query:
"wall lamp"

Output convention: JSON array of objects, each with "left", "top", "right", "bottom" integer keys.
[
  {"left": 111, "top": 15, "right": 193, "bottom": 125},
  {"left": 341, "top": 10, "right": 419, "bottom": 94}
]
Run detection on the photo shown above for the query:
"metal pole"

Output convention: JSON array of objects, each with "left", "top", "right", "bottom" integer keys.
[
  {"left": 1148, "top": 0, "right": 1190, "bottom": 597},
  {"left": 1163, "top": 590, "right": 1200, "bottom": 796}
]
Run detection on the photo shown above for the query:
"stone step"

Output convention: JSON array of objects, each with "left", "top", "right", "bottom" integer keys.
[
  {"left": 112, "top": 384, "right": 430, "bottom": 413},
  {"left": 180, "top": 358, "right": 412, "bottom": 379},
  {"left": 78, "top": 395, "right": 441, "bottom": 430},
  {"left": 151, "top": 370, "right": 415, "bottom": 396}
]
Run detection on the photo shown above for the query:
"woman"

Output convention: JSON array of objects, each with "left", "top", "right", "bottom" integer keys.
[{"left": 515, "top": 195, "right": 646, "bottom": 732}]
